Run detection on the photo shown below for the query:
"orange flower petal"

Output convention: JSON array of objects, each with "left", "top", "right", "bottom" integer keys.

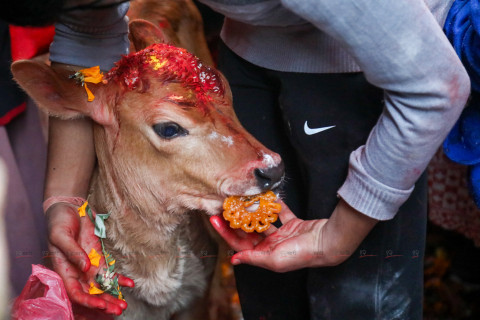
[
  {"left": 88, "top": 282, "right": 104, "bottom": 295},
  {"left": 78, "top": 201, "right": 88, "bottom": 217},
  {"left": 88, "top": 248, "right": 101, "bottom": 267},
  {"left": 80, "top": 66, "right": 104, "bottom": 84},
  {"left": 84, "top": 83, "right": 95, "bottom": 102}
]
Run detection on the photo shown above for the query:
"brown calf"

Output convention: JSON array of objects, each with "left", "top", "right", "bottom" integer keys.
[{"left": 11, "top": 21, "right": 284, "bottom": 319}]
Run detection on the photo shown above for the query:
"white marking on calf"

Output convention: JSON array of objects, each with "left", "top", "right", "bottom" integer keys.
[
  {"left": 207, "top": 131, "right": 233, "bottom": 146},
  {"left": 262, "top": 152, "right": 276, "bottom": 168}
]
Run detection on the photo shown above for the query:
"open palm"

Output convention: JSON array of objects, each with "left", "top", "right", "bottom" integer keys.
[{"left": 47, "top": 203, "right": 133, "bottom": 316}]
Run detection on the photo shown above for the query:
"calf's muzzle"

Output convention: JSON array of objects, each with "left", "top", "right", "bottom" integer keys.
[{"left": 254, "top": 160, "right": 285, "bottom": 192}]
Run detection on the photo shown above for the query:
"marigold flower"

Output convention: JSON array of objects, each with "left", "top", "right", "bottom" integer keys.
[
  {"left": 74, "top": 66, "right": 106, "bottom": 102},
  {"left": 80, "top": 66, "right": 104, "bottom": 84},
  {"left": 78, "top": 201, "right": 88, "bottom": 217},
  {"left": 88, "top": 248, "right": 102, "bottom": 267},
  {"left": 118, "top": 286, "right": 124, "bottom": 300},
  {"left": 84, "top": 83, "right": 95, "bottom": 102},
  {"left": 88, "top": 282, "right": 104, "bottom": 295}
]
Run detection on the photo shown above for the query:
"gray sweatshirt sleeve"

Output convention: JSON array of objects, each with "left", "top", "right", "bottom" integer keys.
[
  {"left": 49, "top": 0, "right": 130, "bottom": 71},
  {"left": 281, "top": 0, "right": 470, "bottom": 220}
]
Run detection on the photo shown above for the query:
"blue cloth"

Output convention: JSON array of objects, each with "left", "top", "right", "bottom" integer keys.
[
  {"left": 444, "top": 0, "right": 480, "bottom": 91},
  {"left": 443, "top": 0, "right": 480, "bottom": 206},
  {"left": 444, "top": 93, "right": 480, "bottom": 206}
]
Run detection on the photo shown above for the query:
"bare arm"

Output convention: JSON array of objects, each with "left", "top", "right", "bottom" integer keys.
[
  {"left": 45, "top": 116, "right": 95, "bottom": 200},
  {"left": 45, "top": 87, "right": 133, "bottom": 315}
]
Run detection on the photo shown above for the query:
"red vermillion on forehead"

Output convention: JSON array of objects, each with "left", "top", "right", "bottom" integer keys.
[{"left": 106, "top": 43, "right": 225, "bottom": 110}]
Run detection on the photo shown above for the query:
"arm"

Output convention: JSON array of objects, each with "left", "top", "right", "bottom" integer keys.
[
  {"left": 210, "top": 0, "right": 470, "bottom": 271},
  {"left": 44, "top": 0, "right": 132, "bottom": 314},
  {"left": 45, "top": 116, "right": 95, "bottom": 201},
  {"left": 281, "top": 0, "right": 470, "bottom": 220}
]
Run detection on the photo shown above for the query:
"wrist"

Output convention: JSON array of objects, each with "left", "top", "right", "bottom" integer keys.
[
  {"left": 319, "top": 199, "right": 378, "bottom": 265},
  {"left": 43, "top": 196, "right": 87, "bottom": 214}
]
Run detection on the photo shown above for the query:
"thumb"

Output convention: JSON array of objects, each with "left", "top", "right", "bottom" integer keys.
[
  {"left": 231, "top": 249, "right": 271, "bottom": 269},
  {"left": 49, "top": 232, "right": 90, "bottom": 272}
]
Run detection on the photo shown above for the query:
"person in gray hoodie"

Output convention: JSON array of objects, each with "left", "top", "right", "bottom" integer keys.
[{"left": 196, "top": 1, "right": 470, "bottom": 319}]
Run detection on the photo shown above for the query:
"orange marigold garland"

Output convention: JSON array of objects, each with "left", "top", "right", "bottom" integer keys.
[{"left": 78, "top": 201, "right": 124, "bottom": 299}]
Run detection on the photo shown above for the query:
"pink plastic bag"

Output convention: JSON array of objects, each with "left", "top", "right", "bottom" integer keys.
[{"left": 11, "top": 264, "right": 74, "bottom": 320}]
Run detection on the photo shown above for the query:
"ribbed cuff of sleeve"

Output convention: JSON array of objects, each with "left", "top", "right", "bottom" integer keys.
[
  {"left": 337, "top": 147, "right": 414, "bottom": 221},
  {"left": 49, "top": 2, "right": 130, "bottom": 71}
]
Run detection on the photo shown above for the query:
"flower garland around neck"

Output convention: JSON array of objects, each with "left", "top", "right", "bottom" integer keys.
[
  {"left": 69, "top": 66, "right": 107, "bottom": 102},
  {"left": 78, "top": 201, "right": 124, "bottom": 300}
]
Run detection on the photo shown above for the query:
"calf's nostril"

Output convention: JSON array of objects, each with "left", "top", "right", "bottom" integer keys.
[{"left": 254, "top": 161, "right": 285, "bottom": 191}]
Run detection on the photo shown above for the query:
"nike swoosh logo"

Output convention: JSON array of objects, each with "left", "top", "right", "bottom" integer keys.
[{"left": 304, "top": 121, "right": 335, "bottom": 135}]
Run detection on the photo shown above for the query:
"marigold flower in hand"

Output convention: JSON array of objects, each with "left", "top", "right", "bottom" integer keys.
[
  {"left": 88, "top": 282, "right": 104, "bottom": 295},
  {"left": 88, "top": 248, "right": 102, "bottom": 268}
]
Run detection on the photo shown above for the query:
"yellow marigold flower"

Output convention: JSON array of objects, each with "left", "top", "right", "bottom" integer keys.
[
  {"left": 78, "top": 201, "right": 88, "bottom": 217},
  {"left": 79, "top": 66, "right": 104, "bottom": 84},
  {"left": 108, "top": 259, "right": 116, "bottom": 266},
  {"left": 84, "top": 83, "right": 95, "bottom": 102},
  {"left": 88, "top": 282, "right": 104, "bottom": 295},
  {"left": 88, "top": 248, "right": 102, "bottom": 267},
  {"left": 77, "top": 66, "right": 106, "bottom": 101}
]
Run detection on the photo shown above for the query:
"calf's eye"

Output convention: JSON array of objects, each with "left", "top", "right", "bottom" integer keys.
[{"left": 153, "top": 122, "right": 188, "bottom": 139}]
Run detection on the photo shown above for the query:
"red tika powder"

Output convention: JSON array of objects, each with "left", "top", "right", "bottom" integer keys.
[{"left": 106, "top": 43, "right": 225, "bottom": 109}]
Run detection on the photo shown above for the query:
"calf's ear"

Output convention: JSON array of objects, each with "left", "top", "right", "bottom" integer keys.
[
  {"left": 11, "top": 60, "right": 112, "bottom": 125},
  {"left": 129, "top": 19, "right": 170, "bottom": 52}
]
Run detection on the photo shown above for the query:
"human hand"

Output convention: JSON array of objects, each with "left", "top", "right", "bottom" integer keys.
[
  {"left": 210, "top": 199, "right": 378, "bottom": 273},
  {"left": 46, "top": 202, "right": 134, "bottom": 316}
]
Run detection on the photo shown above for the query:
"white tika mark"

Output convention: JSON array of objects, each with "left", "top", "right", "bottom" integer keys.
[
  {"left": 262, "top": 153, "right": 276, "bottom": 168},
  {"left": 208, "top": 132, "right": 233, "bottom": 146},
  {"left": 304, "top": 121, "right": 335, "bottom": 135}
]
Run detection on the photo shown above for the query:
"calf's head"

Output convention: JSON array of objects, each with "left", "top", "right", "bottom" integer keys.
[{"left": 11, "top": 36, "right": 283, "bottom": 217}]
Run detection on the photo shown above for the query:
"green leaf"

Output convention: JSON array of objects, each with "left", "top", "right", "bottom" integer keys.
[{"left": 94, "top": 213, "right": 111, "bottom": 238}]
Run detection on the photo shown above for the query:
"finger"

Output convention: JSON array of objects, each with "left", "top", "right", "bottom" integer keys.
[
  {"left": 117, "top": 274, "right": 135, "bottom": 288},
  {"left": 231, "top": 249, "right": 272, "bottom": 270},
  {"left": 209, "top": 216, "right": 262, "bottom": 251},
  {"left": 277, "top": 199, "right": 297, "bottom": 224},
  {"left": 66, "top": 279, "right": 107, "bottom": 310},
  {"left": 100, "top": 293, "right": 128, "bottom": 314},
  {"left": 262, "top": 224, "right": 278, "bottom": 237},
  {"left": 67, "top": 280, "right": 127, "bottom": 315},
  {"left": 49, "top": 231, "right": 90, "bottom": 272},
  {"left": 232, "top": 249, "right": 296, "bottom": 273}
]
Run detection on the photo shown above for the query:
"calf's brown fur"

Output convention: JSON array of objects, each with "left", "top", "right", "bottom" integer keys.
[{"left": 12, "top": 22, "right": 283, "bottom": 319}]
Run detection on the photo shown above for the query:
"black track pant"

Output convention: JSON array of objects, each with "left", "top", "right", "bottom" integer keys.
[{"left": 218, "top": 42, "right": 427, "bottom": 320}]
